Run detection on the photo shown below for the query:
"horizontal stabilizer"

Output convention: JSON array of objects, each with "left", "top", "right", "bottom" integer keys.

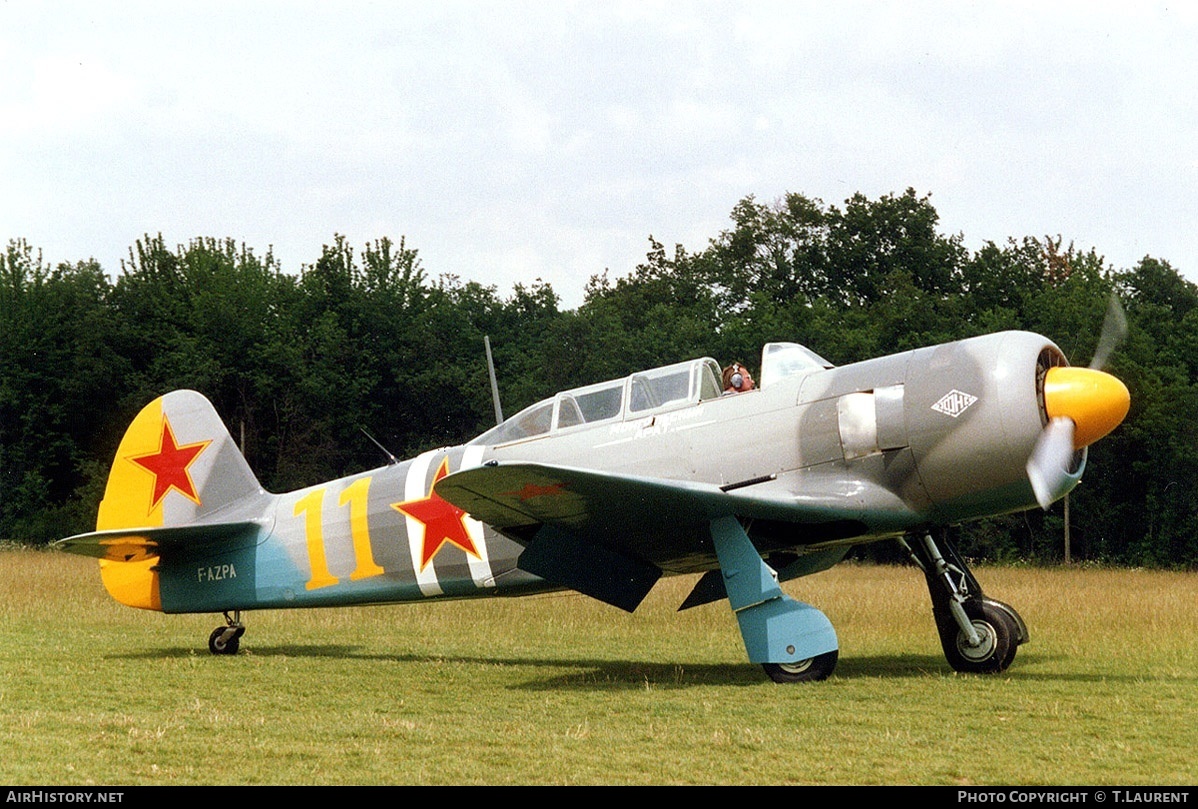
[{"left": 54, "top": 520, "right": 266, "bottom": 563}]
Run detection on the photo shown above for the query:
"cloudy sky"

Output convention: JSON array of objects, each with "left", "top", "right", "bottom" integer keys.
[{"left": 3, "top": 1, "right": 1195, "bottom": 308}]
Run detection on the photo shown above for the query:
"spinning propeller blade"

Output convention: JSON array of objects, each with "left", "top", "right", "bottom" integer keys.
[
  {"left": 1026, "top": 294, "right": 1130, "bottom": 510},
  {"left": 1089, "top": 292, "right": 1128, "bottom": 372},
  {"left": 1027, "top": 417, "right": 1078, "bottom": 510}
]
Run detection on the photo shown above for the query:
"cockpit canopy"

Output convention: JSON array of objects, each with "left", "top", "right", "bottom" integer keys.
[
  {"left": 470, "top": 341, "right": 832, "bottom": 447},
  {"left": 758, "top": 341, "right": 834, "bottom": 388}
]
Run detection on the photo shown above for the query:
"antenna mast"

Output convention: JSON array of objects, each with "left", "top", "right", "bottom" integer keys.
[{"left": 485, "top": 335, "right": 504, "bottom": 425}]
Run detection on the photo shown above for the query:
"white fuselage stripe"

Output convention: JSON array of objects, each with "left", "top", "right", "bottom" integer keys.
[
  {"left": 459, "top": 444, "right": 495, "bottom": 588},
  {"left": 403, "top": 450, "right": 443, "bottom": 597}
]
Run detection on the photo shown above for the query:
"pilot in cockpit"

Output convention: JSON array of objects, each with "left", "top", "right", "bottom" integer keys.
[{"left": 722, "top": 363, "right": 755, "bottom": 394}]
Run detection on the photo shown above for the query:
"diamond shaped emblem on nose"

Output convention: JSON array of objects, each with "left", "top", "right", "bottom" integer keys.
[{"left": 931, "top": 390, "right": 978, "bottom": 418}]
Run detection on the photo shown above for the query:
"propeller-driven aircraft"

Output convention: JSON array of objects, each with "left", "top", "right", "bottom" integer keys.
[{"left": 55, "top": 310, "right": 1130, "bottom": 682}]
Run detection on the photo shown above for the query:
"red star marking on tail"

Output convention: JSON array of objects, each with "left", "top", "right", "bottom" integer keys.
[
  {"left": 393, "top": 457, "right": 480, "bottom": 570},
  {"left": 128, "top": 417, "right": 211, "bottom": 512}
]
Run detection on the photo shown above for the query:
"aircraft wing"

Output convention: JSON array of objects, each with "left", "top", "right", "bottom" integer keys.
[
  {"left": 438, "top": 461, "right": 727, "bottom": 532},
  {"left": 435, "top": 461, "right": 893, "bottom": 611},
  {"left": 54, "top": 521, "right": 264, "bottom": 563}
]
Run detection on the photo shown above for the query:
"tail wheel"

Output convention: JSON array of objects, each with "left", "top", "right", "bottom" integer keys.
[
  {"left": 944, "top": 602, "right": 1016, "bottom": 674},
  {"left": 208, "top": 623, "right": 245, "bottom": 655},
  {"left": 762, "top": 650, "right": 838, "bottom": 683}
]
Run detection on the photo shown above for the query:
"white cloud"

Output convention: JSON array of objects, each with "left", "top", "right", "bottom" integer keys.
[{"left": 1, "top": 1, "right": 1195, "bottom": 306}]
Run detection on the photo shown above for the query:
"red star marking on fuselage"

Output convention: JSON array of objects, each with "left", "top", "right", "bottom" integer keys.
[
  {"left": 128, "top": 417, "right": 211, "bottom": 512},
  {"left": 392, "top": 457, "right": 480, "bottom": 570}
]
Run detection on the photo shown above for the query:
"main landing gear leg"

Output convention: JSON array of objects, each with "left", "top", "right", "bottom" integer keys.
[
  {"left": 208, "top": 611, "right": 245, "bottom": 655},
  {"left": 902, "top": 531, "right": 1028, "bottom": 674},
  {"left": 709, "top": 516, "right": 839, "bottom": 683}
]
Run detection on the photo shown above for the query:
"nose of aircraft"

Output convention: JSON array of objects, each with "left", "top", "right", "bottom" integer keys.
[{"left": 1043, "top": 366, "right": 1131, "bottom": 449}]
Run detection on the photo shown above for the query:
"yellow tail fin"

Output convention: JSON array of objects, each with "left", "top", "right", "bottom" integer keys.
[{"left": 88, "top": 391, "right": 263, "bottom": 610}]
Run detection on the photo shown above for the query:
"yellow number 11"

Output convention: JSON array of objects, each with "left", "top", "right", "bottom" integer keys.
[{"left": 294, "top": 477, "right": 386, "bottom": 590}]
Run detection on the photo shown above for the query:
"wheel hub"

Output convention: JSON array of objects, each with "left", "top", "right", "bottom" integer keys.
[
  {"left": 777, "top": 658, "right": 815, "bottom": 675},
  {"left": 956, "top": 620, "right": 998, "bottom": 662}
]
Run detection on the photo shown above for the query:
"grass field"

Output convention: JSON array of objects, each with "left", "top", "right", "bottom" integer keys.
[{"left": 2, "top": 545, "right": 1197, "bottom": 786}]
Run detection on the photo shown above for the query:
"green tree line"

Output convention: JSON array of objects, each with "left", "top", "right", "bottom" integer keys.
[{"left": 3, "top": 189, "right": 1196, "bottom": 566}]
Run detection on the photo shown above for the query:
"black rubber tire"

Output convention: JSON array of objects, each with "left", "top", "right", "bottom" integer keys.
[
  {"left": 208, "top": 626, "right": 241, "bottom": 655},
  {"left": 944, "top": 601, "right": 1015, "bottom": 674},
  {"left": 761, "top": 650, "right": 838, "bottom": 683}
]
